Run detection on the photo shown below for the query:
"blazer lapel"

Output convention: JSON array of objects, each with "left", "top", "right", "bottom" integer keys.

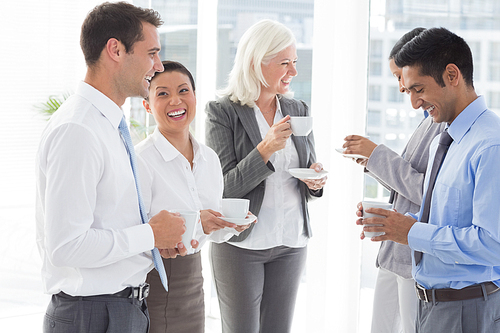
[{"left": 233, "top": 103, "right": 262, "bottom": 148}]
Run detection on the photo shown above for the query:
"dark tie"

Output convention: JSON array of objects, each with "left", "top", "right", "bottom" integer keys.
[
  {"left": 414, "top": 130, "right": 453, "bottom": 265},
  {"left": 119, "top": 117, "right": 169, "bottom": 291}
]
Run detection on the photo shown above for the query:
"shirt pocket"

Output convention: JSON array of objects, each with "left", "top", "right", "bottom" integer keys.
[{"left": 433, "top": 182, "right": 460, "bottom": 227}]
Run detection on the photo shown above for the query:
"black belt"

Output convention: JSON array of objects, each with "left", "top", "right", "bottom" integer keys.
[
  {"left": 58, "top": 283, "right": 150, "bottom": 301},
  {"left": 112, "top": 283, "right": 150, "bottom": 301},
  {"left": 416, "top": 282, "right": 499, "bottom": 303}
]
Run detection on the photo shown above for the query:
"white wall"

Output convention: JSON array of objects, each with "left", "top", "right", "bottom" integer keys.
[{"left": 0, "top": 0, "right": 103, "bottom": 325}]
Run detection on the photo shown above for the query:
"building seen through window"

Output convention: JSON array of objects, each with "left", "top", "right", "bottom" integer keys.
[{"left": 366, "top": 0, "right": 500, "bottom": 201}]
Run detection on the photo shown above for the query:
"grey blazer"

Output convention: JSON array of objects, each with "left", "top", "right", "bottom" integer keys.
[
  {"left": 205, "top": 96, "right": 322, "bottom": 242},
  {"left": 365, "top": 115, "right": 446, "bottom": 278}
]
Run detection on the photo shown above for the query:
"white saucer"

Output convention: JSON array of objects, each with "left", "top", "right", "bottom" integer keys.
[
  {"left": 335, "top": 148, "right": 368, "bottom": 160},
  {"left": 288, "top": 168, "right": 328, "bottom": 180},
  {"left": 221, "top": 215, "right": 257, "bottom": 225}
]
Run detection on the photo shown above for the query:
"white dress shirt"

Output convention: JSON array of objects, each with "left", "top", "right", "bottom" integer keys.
[
  {"left": 36, "top": 81, "right": 155, "bottom": 296},
  {"left": 230, "top": 99, "right": 307, "bottom": 250},
  {"left": 136, "top": 128, "right": 238, "bottom": 255}
]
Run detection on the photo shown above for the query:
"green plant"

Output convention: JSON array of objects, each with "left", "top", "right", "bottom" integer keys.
[
  {"left": 36, "top": 92, "right": 72, "bottom": 120},
  {"left": 36, "top": 92, "right": 151, "bottom": 141},
  {"left": 130, "top": 117, "right": 155, "bottom": 141}
]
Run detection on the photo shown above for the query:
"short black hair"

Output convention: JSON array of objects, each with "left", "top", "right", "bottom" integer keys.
[
  {"left": 145, "top": 61, "right": 196, "bottom": 101},
  {"left": 80, "top": 1, "right": 163, "bottom": 67},
  {"left": 394, "top": 27, "right": 474, "bottom": 88},
  {"left": 389, "top": 27, "right": 426, "bottom": 60}
]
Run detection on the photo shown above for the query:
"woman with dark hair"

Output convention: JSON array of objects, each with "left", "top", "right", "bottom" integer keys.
[
  {"left": 343, "top": 28, "right": 446, "bottom": 333},
  {"left": 136, "top": 61, "right": 253, "bottom": 333}
]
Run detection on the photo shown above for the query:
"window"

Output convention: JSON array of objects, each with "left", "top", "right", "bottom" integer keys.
[
  {"left": 369, "top": 40, "right": 383, "bottom": 76},
  {"left": 490, "top": 91, "right": 500, "bottom": 109},
  {"left": 368, "top": 85, "right": 382, "bottom": 101},
  {"left": 363, "top": 2, "right": 500, "bottom": 331},
  {"left": 387, "top": 86, "right": 404, "bottom": 102},
  {"left": 367, "top": 109, "right": 382, "bottom": 126},
  {"left": 4, "top": 1, "right": 500, "bottom": 332},
  {"left": 469, "top": 41, "right": 481, "bottom": 81}
]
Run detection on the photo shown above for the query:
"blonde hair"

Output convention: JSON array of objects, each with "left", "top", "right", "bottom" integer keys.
[{"left": 219, "top": 19, "right": 296, "bottom": 107}]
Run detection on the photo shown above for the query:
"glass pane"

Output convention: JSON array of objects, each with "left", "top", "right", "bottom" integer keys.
[
  {"left": 217, "top": 0, "right": 314, "bottom": 106},
  {"left": 130, "top": 0, "right": 199, "bottom": 141},
  {"left": 365, "top": 0, "right": 500, "bottom": 331},
  {"left": 213, "top": 2, "right": 314, "bottom": 331}
]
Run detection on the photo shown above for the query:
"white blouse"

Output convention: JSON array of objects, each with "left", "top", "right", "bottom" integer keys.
[
  {"left": 229, "top": 98, "right": 307, "bottom": 250},
  {"left": 136, "top": 128, "right": 238, "bottom": 255}
]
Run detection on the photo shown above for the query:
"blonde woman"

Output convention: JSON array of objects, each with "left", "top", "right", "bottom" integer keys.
[{"left": 205, "top": 20, "right": 326, "bottom": 333}]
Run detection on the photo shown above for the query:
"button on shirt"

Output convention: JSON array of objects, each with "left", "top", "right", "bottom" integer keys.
[
  {"left": 408, "top": 96, "right": 500, "bottom": 289},
  {"left": 230, "top": 101, "right": 306, "bottom": 250},
  {"left": 36, "top": 81, "right": 155, "bottom": 296},
  {"left": 136, "top": 128, "right": 238, "bottom": 255}
]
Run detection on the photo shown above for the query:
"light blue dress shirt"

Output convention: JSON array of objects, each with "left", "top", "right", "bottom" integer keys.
[{"left": 408, "top": 96, "right": 500, "bottom": 290}]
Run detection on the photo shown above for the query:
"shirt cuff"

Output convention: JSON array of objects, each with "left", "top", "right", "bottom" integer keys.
[
  {"left": 406, "top": 212, "right": 418, "bottom": 220},
  {"left": 124, "top": 223, "right": 155, "bottom": 254},
  {"left": 408, "top": 222, "right": 437, "bottom": 254}
]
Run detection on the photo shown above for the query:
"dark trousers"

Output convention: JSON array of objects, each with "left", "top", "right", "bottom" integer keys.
[{"left": 43, "top": 291, "right": 149, "bottom": 333}]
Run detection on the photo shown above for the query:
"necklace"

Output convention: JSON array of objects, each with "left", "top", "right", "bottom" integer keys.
[{"left": 260, "top": 104, "right": 276, "bottom": 115}]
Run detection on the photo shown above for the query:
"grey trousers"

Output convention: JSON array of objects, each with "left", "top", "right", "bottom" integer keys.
[
  {"left": 43, "top": 291, "right": 149, "bottom": 333},
  {"left": 416, "top": 286, "right": 500, "bottom": 333},
  {"left": 210, "top": 242, "right": 307, "bottom": 333}
]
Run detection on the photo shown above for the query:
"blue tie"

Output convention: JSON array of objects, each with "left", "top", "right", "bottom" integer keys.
[{"left": 118, "top": 116, "right": 169, "bottom": 291}]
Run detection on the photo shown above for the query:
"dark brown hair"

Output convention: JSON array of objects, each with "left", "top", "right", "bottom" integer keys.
[
  {"left": 145, "top": 61, "right": 196, "bottom": 101},
  {"left": 80, "top": 1, "right": 163, "bottom": 67}
]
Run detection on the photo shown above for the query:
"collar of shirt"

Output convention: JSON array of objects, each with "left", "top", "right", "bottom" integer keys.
[
  {"left": 76, "top": 81, "right": 124, "bottom": 129},
  {"left": 150, "top": 127, "right": 206, "bottom": 165},
  {"left": 447, "top": 95, "right": 487, "bottom": 145}
]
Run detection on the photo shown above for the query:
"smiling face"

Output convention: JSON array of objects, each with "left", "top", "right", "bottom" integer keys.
[
  {"left": 121, "top": 22, "right": 164, "bottom": 99},
  {"left": 260, "top": 44, "right": 298, "bottom": 96},
  {"left": 144, "top": 70, "right": 196, "bottom": 137},
  {"left": 402, "top": 65, "right": 460, "bottom": 124}
]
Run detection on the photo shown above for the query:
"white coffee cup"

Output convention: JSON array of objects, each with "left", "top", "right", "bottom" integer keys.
[
  {"left": 172, "top": 210, "right": 200, "bottom": 251},
  {"left": 289, "top": 116, "right": 313, "bottom": 136},
  {"left": 222, "top": 198, "right": 250, "bottom": 219},
  {"left": 361, "top": 201, "right": 393, "bottom": 238}
]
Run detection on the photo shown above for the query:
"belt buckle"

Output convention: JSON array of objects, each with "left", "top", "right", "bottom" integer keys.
[
  {"left": 416, "top": 284, "right": 429, "bottom": 302},
  {"left": 138, "top": 283, "right": 150, "bottom": 301}
]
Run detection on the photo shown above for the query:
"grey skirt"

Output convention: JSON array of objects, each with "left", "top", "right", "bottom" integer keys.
[{"left": 146, "top": 251, "right": 204, "bottom": 333}]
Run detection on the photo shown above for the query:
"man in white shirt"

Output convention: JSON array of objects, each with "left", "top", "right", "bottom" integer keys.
[{"left": 35, "top": 2, "right": 186, "bottom": 332}]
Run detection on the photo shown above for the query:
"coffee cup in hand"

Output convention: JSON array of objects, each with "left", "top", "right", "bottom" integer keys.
[
  {"left": 171, "top": 210, "right": 200, "bottom": 252},
  {"left": 361, "top": 201, "right": 393, "bottom": 238},
  {"left": 289, "top": 116, "right": 313, "bottom": 136},
  {"left": 222, "top": 198, "right": 249, "bottom": 219}
]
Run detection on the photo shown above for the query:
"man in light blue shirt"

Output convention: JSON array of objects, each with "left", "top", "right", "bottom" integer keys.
[{"left": 358, "top": 27, "right": 500, "bottom": 332}]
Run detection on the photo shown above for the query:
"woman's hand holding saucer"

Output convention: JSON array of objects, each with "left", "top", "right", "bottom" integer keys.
[
  {"left": 300, "top": 163, "right": 327, "bottom": 190},
  {"left": 200, "top": 209, "right": 237, "bottom": 234}
]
